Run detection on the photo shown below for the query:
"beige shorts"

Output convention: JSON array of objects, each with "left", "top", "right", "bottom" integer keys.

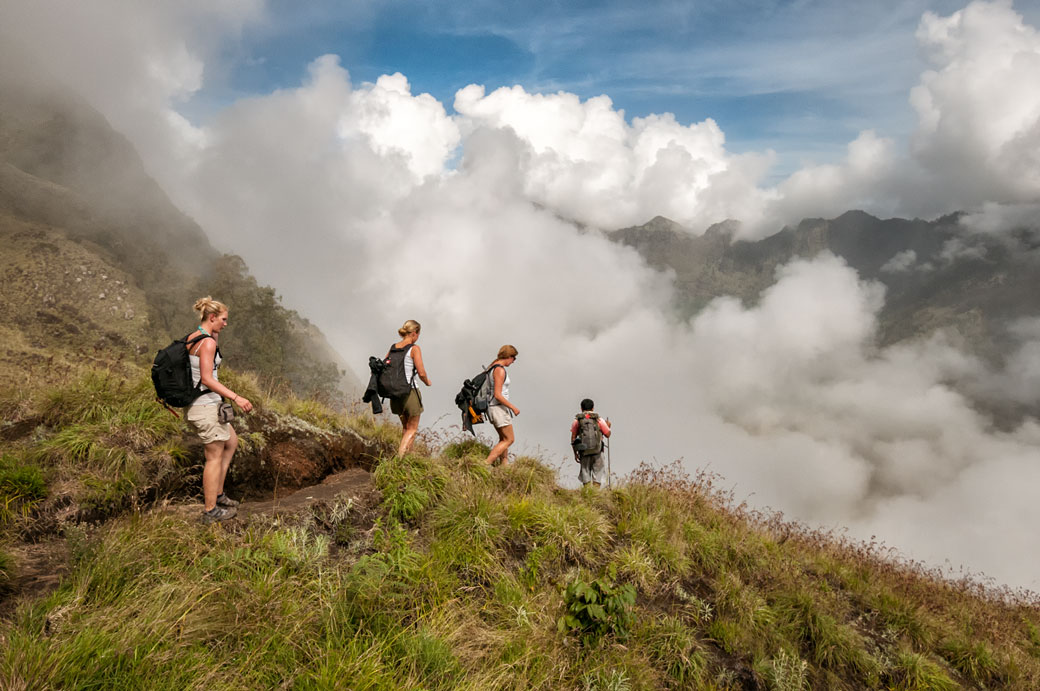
[
  {"left": 185, "top": 403, "right": 231, "bottom": 444},
  {"left": 390, "top": 388, "right": 423, "bottom": 417},
  {"left": 487, "top": 405, "right": 513, "bottom": 429}
]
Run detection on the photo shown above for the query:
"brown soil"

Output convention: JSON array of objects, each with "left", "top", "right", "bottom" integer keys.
[{"left": 241, "top": 466, "right": 375, "bottom": 517}]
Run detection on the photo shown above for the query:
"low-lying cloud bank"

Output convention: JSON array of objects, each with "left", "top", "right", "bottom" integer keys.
[{"left": 2, "top": 0, "right": 1039, "bottom": 589}]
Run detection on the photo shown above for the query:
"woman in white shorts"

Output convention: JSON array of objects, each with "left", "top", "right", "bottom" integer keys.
[
  {"left": 184, "top": 297, "right": 253, "bottom": 523},
  {"left": 484, "top": 345, "right": 519, "bottom": 467}
]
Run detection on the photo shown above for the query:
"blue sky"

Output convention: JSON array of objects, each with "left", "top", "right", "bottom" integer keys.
[{"left": 198, "top": 0, "right": 1040, "bottom": 180}]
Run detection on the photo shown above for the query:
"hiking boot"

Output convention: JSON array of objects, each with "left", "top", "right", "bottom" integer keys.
[
  {"left": 216, "top": 493, "right": 240, "bottom": 508},
  {"left": 202, "top": 505, "right": 237, "bottom": 524}
]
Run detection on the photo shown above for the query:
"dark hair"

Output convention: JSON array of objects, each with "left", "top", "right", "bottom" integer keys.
[{"left": 580, "top": 398, "right": 594, "bottom": 411}]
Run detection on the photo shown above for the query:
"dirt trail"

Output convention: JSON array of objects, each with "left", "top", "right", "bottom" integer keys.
[
  {"left": 0, "top": 467, "right": 377, "bottom": 621},
  {"left": 240, "top": 466, "right": 374, "bottom": 517}
]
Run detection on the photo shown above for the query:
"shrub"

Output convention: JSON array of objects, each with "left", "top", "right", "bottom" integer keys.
[{"left": 558, "top": 575, "right": 636, "bottom": 644}]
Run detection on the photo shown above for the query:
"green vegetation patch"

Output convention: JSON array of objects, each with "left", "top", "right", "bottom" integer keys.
[
  {"left": 558, "top": 575, "right": 636, "bottom": 644},
  {"left": 0, "top": 453, "right": 47, "bottom": 524},
  {"left": 374, "top": 453, "right": 449, "bottom": 523}
]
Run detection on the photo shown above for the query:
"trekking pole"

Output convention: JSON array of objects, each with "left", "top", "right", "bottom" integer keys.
[{"left": 605, "top": 417, "right": 612, "bottom": 490}]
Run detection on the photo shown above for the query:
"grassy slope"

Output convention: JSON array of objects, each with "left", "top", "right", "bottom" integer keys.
[{"left": 2, "top": 368, "right": 1039, "bottom": 690}]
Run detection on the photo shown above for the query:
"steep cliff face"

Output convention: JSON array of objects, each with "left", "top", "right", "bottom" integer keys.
[{"left": 0, "top": 78, "right": 360, "bottom": 401}]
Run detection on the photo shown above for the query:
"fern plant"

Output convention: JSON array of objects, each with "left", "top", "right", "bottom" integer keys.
[{"left": 558, "top": 575, "right": 636, "bottom": 643}]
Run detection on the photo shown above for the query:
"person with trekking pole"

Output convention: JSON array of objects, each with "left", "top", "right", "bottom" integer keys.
[
  {"left": 571, "top": 398, "right": 611, "bottom": 487},
  {"left": 183, "top": 297, "right": 253, "bottom": 523}
]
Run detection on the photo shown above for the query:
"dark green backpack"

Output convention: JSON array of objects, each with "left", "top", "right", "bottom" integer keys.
[{"left": 573, "top": 413, "right": 603, "bottom": 456}]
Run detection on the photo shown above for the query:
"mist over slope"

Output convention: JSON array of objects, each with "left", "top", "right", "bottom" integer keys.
[
  {"left": 612, "top": 210, "right": 1040, "bottom": 422},
  {"left": 0, "top": 77, "right": 360, "bottom": 399},
  {"left": 1, "top": 0, "right": 1038, "bottom": 590}
]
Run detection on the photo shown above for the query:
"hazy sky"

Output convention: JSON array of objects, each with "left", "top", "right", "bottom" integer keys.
[
  {"left": 2, "top": 0, "right": 1039, "bottom": 591},
  {"left": 185, "top": 0, "right": 1039, "bottom": 182}
]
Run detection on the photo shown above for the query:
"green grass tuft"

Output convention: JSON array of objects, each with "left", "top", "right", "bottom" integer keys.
[
  {"left": 374, "top": 453, "right": 448, "bottom": 523},
  {"left": 0, "top": 454, "right": 48, "bottom": 524},
  {"left": 939, "top": 636, "right": 1007, "bottom": 687},
  {"left": 886, "top": 650, "right": 958, "bottom": 691},
  {"left": 441, "top": 437, "right": 491, "bottom": 460}
]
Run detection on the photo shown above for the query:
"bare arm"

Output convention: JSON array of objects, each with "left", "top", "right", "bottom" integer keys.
[
  {"left": 196, "top": 339, "right": 253, "bottom": 412},
  {"left": 411, "top": 345, "right": 431, "bottom": 386}
]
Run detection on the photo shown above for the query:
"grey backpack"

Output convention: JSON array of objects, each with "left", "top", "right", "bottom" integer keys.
[{"left": 574, "top": 413, "right": 603, "bottom": 456}]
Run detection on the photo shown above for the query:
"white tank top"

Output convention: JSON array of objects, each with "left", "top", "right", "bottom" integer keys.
[
  {"left": 188, "top": 337, "right": 222, "bottom": 406},
  {"left": 489, "top": 367, "right": 510, "bottom": 406},
  {"left": 403, "top": 346, "right": 416, "bottom": 385}
]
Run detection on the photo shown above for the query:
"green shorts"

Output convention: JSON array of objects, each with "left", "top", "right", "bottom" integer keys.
[{"left": 390, "top": 388, "right": 423, "bottom": 417}]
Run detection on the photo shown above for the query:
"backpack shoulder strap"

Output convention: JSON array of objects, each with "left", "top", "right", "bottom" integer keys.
[{"left": 187, "top": 333, "right": 213, "bottom": 356}]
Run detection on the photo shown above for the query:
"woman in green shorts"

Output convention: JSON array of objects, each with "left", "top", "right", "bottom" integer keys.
[{"left": 390, "top": 320, "right": 431, "bottom": 456}]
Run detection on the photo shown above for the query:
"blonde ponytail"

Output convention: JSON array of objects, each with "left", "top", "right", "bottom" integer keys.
[
  {"left": 193, "top": 296, "right": 228, "bottom": 322},
  {"left": 398, "top": 319, "right": 421, "bottom": 337}
]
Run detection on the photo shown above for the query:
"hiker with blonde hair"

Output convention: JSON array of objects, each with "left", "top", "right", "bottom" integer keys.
[
  {"left": 388, "top": 319, "right": 431, "bottom": 456},
  {"left": 484, "top": 345, "right": 519, "bottom": 466},
  {"left": 184, "top": 296, "right": 253, "bottom": 524}
]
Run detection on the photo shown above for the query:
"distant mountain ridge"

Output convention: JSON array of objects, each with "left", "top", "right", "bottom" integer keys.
[
  {"left": 610, "top": 210, "right": 1040, "bottom": 364},
  {"left": 0, "top": 76, "right": 360, "bottom": 401}
]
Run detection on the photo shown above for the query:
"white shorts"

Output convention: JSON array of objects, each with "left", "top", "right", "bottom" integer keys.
[
  {"left": 487, "top": 405, "right": 513, "bottom": 429},
  {"left": 185, "top": 403, "right": 231, "bottom": 444}
]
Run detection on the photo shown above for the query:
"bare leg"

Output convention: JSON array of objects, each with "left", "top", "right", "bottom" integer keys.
[
  {"left": 485, "top": 424, "right": 514, "bottom": 466},
  {"left": 217, "top": 426, "right": 238, "bottom": 496},
  {"left": 202, "top": 440, "right": 226, "bottom": 511},
  {"left": 398, "top": 414, "right": 420, "bottom": 457}
]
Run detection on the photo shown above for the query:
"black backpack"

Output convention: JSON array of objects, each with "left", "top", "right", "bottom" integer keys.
[
  {"left": 573, "top": 412, "right": 603, "bottom": 456},
  {"left": 454, "top": 364, "right": 503, "bottom": 415},
  {"left": 377, "top": 343, "right": 415, "bottom": 399},
  {"left": 151, "top": 333, "right": 213, "bottom": 408}
]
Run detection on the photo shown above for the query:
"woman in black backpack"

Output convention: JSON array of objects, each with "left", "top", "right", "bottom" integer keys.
[
  {"left": 484, "top": 345, "right": 519, "bottom": 467},
  {"left": 183, "top": 296, "right": 253, "bottom": 524},
  {"left": 389, "top": 320, "right": 431, "bottom": 456}
]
